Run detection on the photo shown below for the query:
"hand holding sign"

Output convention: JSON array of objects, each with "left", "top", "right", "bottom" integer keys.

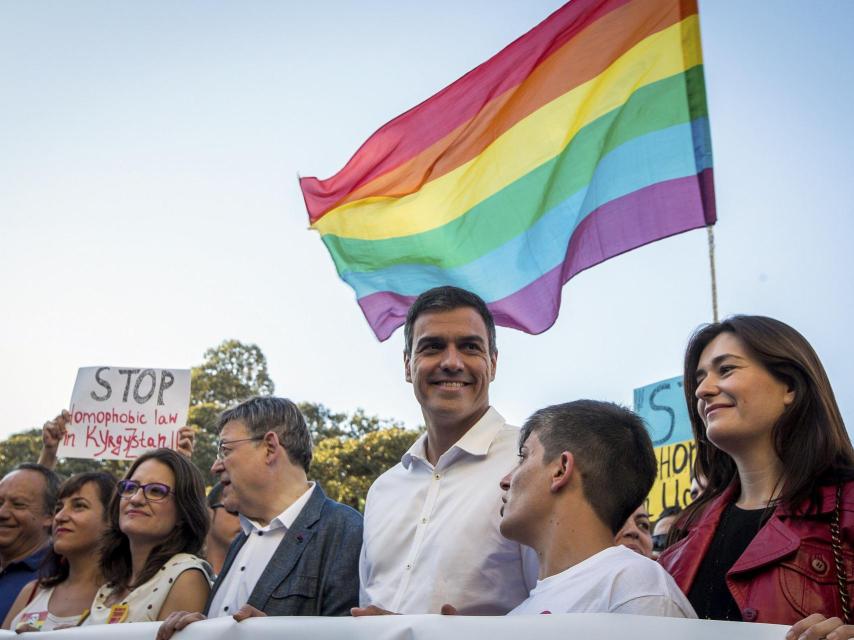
[{"left": 59, "top": 367, "right": 191, "bottom": 461}]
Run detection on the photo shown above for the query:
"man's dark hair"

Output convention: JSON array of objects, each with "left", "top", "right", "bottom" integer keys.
[
  {"left": 13, "top": 463, "right": 61, "bottom": 517},
  {"left": 403, "top": 286, "right": 497, "bottom": 357},
  {"left": 658, "top": 505, "right": 683, "bottom": 520},
  {"left": 207, "top": 481, "right": 225, "bottom": 508},
  {"left": 519, "top": 400, "right": 656, "bottom": 535},
  {"left": 218, "top": 396, "right": 312, "bottom": 473}
]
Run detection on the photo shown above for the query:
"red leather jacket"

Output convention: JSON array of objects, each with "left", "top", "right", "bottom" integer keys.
[{"left": 659, "top": 481, "right": 854, "bottom": 625}]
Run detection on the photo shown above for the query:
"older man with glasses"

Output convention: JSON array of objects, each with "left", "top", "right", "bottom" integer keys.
[{"left": 157, "top": 396, "right": 362, "bottom": 640}]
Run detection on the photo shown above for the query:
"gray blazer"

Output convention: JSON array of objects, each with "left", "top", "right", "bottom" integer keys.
[{"left": 205, "top": 484, "right": 362, "bottom": 617}]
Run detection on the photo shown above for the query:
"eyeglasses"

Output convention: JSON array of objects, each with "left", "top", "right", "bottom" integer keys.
[
  {"left": 118, "top": 480, "right": 174, "bottom": 502},
  {"left": 215, "top": 436, "right": 265, "bottom": 460},
  {"left": 651, "top": 533, "right": 668, "bottom": 553}
]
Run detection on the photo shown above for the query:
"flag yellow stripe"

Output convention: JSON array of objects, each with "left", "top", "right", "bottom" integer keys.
[{"left": 312, "top": 15, "right": 702, "bottom": 241}]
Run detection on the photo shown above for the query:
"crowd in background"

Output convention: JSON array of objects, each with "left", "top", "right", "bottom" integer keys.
[{"left": 0, "top": 286, "right": 851, "bottom": 640}]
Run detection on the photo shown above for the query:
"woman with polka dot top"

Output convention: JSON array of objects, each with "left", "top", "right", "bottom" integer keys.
[{"left": 84, "top": 449, "right": 212, "bottom": 624}]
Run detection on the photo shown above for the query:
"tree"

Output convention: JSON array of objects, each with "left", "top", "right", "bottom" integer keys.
[
  {"left": 0, "top": 429, "right": 42, "bottom": 478},
  {"left": 187, "top": 340, "right": 275, "bottom": 481},
  {"left": 190, "top": 340, "right": 275, "bottom": 413},
  {"left": 311, "top": 425, "right": 421, "bottom": 511}
]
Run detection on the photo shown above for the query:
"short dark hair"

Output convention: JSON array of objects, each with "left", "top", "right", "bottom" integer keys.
[
  {"left": 40, "top": 472, "right": 116, "bottom": 588},
  {"left": 519, "top": 400, "right": 656, "bottom": 535},
  {"left": 403, "top": 286, "right": 497, "bottom": 356},
  {"left": 12, "top": 463, "right": 61, "bottom": 518},
  {"left": 207, "top": 481, "right": 225, "bottom": 508},
  {"left": 218, "top": 396, "right": 312, "bottom": 473},
  {"left": 658, "top": 505, "right": 683, "bottom": 520},
  {"left": 101, "top": 448, "right": 209, "bottom": 591}
]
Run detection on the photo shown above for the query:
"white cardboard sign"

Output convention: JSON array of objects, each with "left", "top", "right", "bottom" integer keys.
[{"left": 58, "top": 366, "right": 191, "bottom": 460}]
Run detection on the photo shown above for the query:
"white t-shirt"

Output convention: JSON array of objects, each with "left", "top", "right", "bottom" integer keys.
[
  {"left": 508, "top": 545, "right": 696, "bottom": 618},
  {"left": 360, "top": 407, "right": 538, "bottom": 614}
]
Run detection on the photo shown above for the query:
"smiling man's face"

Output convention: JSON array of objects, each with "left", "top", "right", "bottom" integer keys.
[
  {"left": 405, "top": 306, "right": 497, "bottom": 432},
  {"left": 0, "top": 470, "right": 51, "bottom": 562}
]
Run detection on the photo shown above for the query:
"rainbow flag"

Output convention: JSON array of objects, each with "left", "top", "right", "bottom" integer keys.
[{"left": 300, "top": 0, "right": 715, "bottom": 341}]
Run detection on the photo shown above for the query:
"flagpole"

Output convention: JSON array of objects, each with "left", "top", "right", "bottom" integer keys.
[{"left": 707, "top": 225, "right": 719, "bottom": 323}]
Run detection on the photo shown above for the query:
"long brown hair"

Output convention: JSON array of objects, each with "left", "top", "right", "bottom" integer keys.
[
  {"left": 100, "top": 449, "right": 209, "bottom": 592},
  {"left": 676, "top": 315, "right": 854, "bottom": 535}
]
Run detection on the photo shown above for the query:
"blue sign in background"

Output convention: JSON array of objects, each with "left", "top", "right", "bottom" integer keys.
[{"left": 633, "top": 375, "right": 693, "bottom": 447}]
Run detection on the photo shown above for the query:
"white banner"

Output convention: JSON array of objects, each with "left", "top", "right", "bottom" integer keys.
[
  {"left": 59, "top": 366, "right": 191, "bottom": 460},
  {"left": 4, "top": 612, "right": 789, "bottom": 640}
]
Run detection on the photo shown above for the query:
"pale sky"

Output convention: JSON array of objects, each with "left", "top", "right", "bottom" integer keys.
[{"left": 2, "top": 0, "right": 853, "bottom": 441}]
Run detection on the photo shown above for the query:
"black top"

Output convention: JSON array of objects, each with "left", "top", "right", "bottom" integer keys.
[{"left": 687, "top": 503, "right": 769, "bottom": 620}]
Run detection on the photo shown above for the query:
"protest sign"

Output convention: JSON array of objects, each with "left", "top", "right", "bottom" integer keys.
[
  {"left": 58, "top": 366, "right": 191, "bottom": 460},
  {"left": 633, "top": 375, "right": 696, "bottom": 520}
]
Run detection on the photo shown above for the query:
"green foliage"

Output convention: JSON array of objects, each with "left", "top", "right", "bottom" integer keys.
[
  {"left": 190, "top": 340, "right": 275, "bottom": 419},
  {"left": 0, "top": 429, "right": 43, "bottom": 478},
  {"left": 187, "top": 340, "right": 276, "bottom": 481},
  {"left": 300, "top": 403, "right": 399, "bottom": 440},
  {"left": 312, "top": 426, "right": 421, "bottom": 511}
]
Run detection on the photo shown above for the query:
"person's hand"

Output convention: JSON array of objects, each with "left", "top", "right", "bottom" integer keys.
[
  {"left": 37, "top": 410, "right": 71, "bottom": 469},
  {"left": 176, "top": 426, "right": 196, "bottom": 459},
  {"left": 15, "top": 624, "right": 39, "bottom": 634},
  {"left": 440, "top": 604, "right": 459, "bottom": 615},
  {"left": 350, "top": 605, "right": 397, "bottom": 616},
  {"left": 232, "top": 605, "right": 266, "bottom": 622},
  {"left": 787, "top": 614, "right": 854, "bottom": 640},
  {"left": 156, "top": 611, "right": 206, "bottom": 640},
  {"left": 43, "top": 411, "right": 70, "bottom": 449}
]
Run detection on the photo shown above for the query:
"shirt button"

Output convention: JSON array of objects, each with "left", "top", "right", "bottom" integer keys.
[
  {"left": 258, "top": 531, "right": 264, "bottom": 536},
  {"left": 742, "top": 608, "right": 758, "bottom": 622},
  {"left": 405, "top": 564, "right": 412, "bottom": 570},
  {"left": 434, "top": 473, "right": 440, "bottom": 480},
  {"left": 811, "top": 556, "right": 828, "bottom": 573},
  {"left": 421, "top": 517, "right": 428, "bottom": 524}
]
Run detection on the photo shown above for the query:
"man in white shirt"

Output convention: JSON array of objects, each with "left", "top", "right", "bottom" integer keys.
[
  {"left": 354, "top": 286, "right": 537, "bottom": 615},
  {"left": 157, "top": 397, "right": 362, "bottom": 640},
  {"left": 499, "top": 400, "right": 695, "bottom": 617}
]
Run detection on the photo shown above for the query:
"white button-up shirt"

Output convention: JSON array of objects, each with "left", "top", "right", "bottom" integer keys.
[
  {"left": 208, "top": 482, "right": 316, "bottom": 617},
  {"left": 359, "top": 407, "right": 538, "bottom": 614}
]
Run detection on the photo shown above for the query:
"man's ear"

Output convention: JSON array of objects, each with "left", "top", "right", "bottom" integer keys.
[
  {"left": 489, "top": 350, "right": 498, "bottom": 382},
  {"left": 264, "top": 431, "right": 280, "bottom": 462},
  {"left": 550, "top": 451, "right": 574, "bottom": 493},
  {"left": 404, "top": 350, "right": 412, "bottom": 383}
]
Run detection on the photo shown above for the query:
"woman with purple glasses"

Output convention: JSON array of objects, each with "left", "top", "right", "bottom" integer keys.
[{"left": 84, "top": 448, "right": 211, "bottom": 624}]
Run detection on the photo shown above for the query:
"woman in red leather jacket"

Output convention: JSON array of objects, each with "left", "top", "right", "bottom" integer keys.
[{"left": 658, "top": 316, "right": 854, "bottom": 639}]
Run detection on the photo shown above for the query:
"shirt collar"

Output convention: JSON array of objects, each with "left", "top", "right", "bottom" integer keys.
[
  {"left": 402, "top": 407, "right": 506, "bottom": 469},
  {"left": 1, "top": 545, "right": 48, "bottom": 573},
  {"left": 238, "top": 482, "right": 316, "bottom": 535}
]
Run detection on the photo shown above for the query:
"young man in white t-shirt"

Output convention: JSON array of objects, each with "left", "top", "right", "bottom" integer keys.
[{"left": 498, "top": 400, "right": 695, "bottom": 618}]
